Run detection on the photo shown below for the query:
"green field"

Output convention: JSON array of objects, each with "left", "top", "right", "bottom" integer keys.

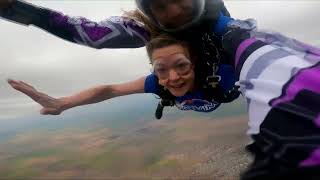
[{"left": 0, "top": 98, "right": 250, "bottom": 179}]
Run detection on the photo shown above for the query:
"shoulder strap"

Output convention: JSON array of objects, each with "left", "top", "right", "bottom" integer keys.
[
  {"left": 155, "top": 86, "right": 175, "bottom": 119},
  {"left": 195, "top": 22, "right": 240, "bottom": 103}
]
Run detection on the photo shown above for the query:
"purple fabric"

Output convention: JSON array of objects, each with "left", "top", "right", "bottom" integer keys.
[
  {"left": 300, "top": 148, "right": 320, "bottom": 167},
  {"left": 305, "top": 54, "right": 320, "bottom": 61},
  {"left": 121, "top": 17, "right": 150, "bottom": 42},
  {"left": 81, "top": 21, "right": 113, "bottom": 42},
  {"left": 50, "top": 12, "right": 113, "bottom": 42},
  {"left": 48, "top": 12, "right": 150, "bottom": 47},
  {"left": 316, "top": 114, "right": 320, "bottom": 127},
  {"left": 49, "top": 11, "right": 82, "bottom": 41},
  {"left": 297, "top": 40, "right": 320, "bottom": 56},
  {"left": 235, "top": 38, "right": 257, "bottom": 68},
  {"left": 271, "top": 64, "right": 320, "bottom": 107}
]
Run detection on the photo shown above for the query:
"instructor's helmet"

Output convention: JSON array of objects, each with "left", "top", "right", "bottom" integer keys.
[{"left": 135, "top": 0, "right": 205, "bottom": 32}]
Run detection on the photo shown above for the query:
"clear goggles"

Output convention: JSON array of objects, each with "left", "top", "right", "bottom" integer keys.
[{"left": 152, "top": 54, "right": 193, "bottom": 79}]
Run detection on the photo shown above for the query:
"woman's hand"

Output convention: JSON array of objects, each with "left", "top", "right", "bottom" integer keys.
[{"left": 7, "top": 79, "right": 65, "bottom": 115}]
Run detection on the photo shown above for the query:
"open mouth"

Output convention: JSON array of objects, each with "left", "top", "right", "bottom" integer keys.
[{"left": 170, "top": 82, "right": 186, "bottom": 89}]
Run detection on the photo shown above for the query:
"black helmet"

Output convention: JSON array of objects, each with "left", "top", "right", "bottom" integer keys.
[{"left": 135, "top": 0, "right": 206, "bottom": 32}]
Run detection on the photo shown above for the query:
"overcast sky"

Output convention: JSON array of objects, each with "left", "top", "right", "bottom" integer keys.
[{"left": 0, "top": 0, "right": 319, "bottom": 120}]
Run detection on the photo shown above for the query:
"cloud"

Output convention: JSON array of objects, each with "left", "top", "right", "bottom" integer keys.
[{"left": 226, "top": 1, "right": 320, "bottom": 44}]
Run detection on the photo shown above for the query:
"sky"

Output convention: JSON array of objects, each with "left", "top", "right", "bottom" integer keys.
[{"left": 0, "top": 0, "right": 319, "bottom": 120}]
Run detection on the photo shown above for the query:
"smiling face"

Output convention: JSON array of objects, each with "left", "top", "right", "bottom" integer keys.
[{"left": 151, "top": 44, "right": 195, "bottom": 97}]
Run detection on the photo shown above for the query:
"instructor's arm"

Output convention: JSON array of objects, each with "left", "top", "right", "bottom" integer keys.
[{"left": 0, "top": 0, "right": 150, "bottom": 49}]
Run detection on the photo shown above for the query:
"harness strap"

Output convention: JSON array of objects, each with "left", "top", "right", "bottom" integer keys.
[{"left": 155, "top": 87, "right": 175, "bottom": 119}]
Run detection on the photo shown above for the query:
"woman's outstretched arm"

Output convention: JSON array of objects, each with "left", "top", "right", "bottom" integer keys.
[{"left": 7, "top": 77, "right": 146, "bottom": 115}]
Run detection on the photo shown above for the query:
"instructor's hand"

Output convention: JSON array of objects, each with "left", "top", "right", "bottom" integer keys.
[{"left": 8, "top": 79, "right": 65, "bottom": 115}]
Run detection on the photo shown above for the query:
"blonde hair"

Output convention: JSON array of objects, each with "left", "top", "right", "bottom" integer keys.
[
  {"left": 123, "top": 9, "right": 162, "bottom": 38},
  {"left": 123, "top": 10, "right": 196, "bottom": 64}
]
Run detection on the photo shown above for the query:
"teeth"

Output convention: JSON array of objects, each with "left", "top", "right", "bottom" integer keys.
[{"left": 172, "top": 83, "right": 184, "bottom": 88}]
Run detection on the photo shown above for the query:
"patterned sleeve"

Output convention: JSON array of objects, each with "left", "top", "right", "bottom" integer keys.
[{"left": 0, "top": 0, "right": 151, "bottom": 49}]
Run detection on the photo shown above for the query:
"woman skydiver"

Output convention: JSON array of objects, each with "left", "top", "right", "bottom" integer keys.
[{"left": 7, "top": 35, "right": 234, "bottom": 117}]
